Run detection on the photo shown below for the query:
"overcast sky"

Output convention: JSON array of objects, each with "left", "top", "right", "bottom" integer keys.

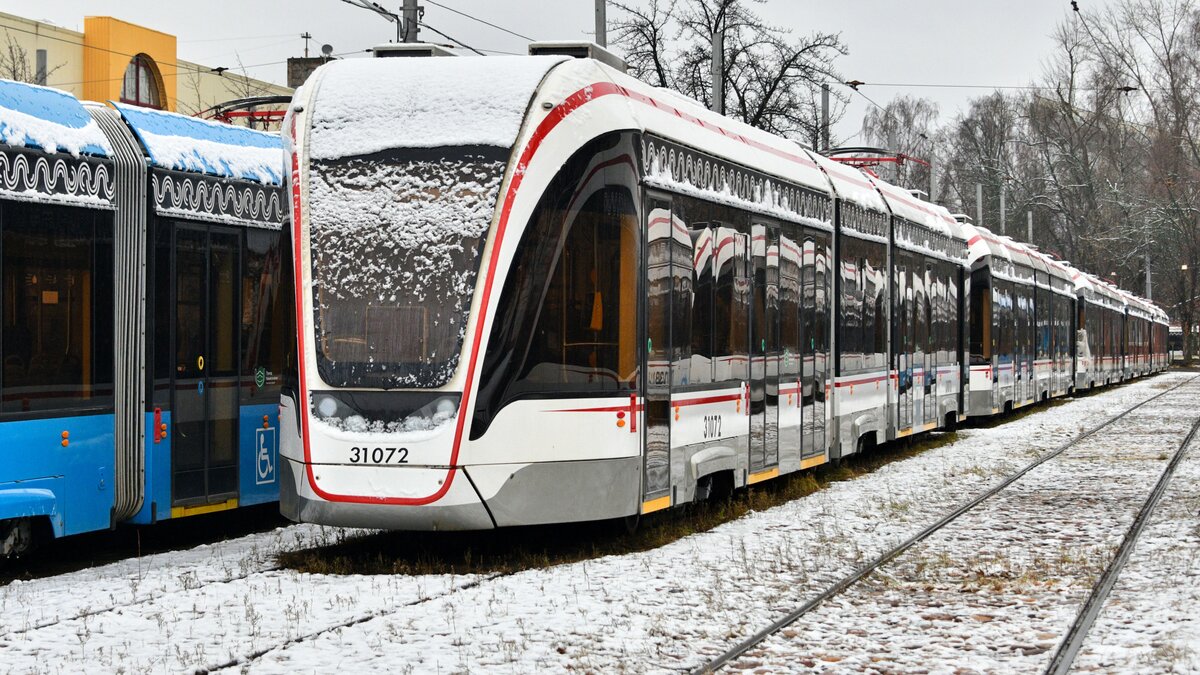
[{"left": 3, "top": 0, "right": 1103, "bottom": 140}]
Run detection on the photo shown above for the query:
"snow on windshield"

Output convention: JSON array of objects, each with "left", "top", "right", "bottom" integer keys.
[
  {"left": 308, "top": 147, "right": 505, "bottom": 389},
  {"left": 306, "top": 55, "right": 567, "bottom": 160}
]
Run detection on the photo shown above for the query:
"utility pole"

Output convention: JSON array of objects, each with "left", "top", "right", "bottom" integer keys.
[
  {"left": 301, "top": 32, "right": 313, "bottom": 58},
  {"left": 402, "top": 0, "right": 420, "bottom": 43},
  {"left": 1146, "top": 250, "right": 1152, "bottom": 300},
  {"left": 820, "top": 83, "right": 830, "bottom": 152},
  {"left": 999, "top": 187, "right": 1006, "bottom": 236},
  {"left": 976, "top": 183, "right": 983, "bottom": 227},
  {"left": 1027, "top": 210, "right": 1033, "bottom": 244},
  {"left": 595, "top": 0, "right": 606, "bottom": 48},
  {"left": 711, "top": 18, "right": 724, "bottom": 114}
]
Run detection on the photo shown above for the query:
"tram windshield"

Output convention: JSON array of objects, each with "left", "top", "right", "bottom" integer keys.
[{"left": 307, "top": 145, "right": 507, "bottom": 389}]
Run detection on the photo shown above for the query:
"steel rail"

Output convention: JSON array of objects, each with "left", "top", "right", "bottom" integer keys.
[
  {"left": 195, "top": 572, "right": 507, "bottom": 673},
  {"left": 691, "top": 375, "right": 1199, "bottom": 675},
  {"left": 1044, "top": 404, "right": 1200, "bottom": 674}
]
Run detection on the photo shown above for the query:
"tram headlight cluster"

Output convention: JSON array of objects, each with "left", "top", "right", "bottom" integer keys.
[{"left": 314, "top": 394, "right": 346, "bottom": 419}]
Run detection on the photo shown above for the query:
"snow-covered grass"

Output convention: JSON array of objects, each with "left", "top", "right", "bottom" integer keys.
[{"left": 0, "top": 373, "right": 1190, "bottom": 673}]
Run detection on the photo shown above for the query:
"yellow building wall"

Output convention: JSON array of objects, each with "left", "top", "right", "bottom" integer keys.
[
  {"left": 83, "top": 16, "right": 177, "bottom": 112},
  {"left": 0, "top": 11, "right": 291, "bottom": 127}
]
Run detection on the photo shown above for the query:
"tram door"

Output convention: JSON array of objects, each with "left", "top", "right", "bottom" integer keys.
[
  {"left": 923, "top": 262, "right": 937, "bottom": 425},
  {"left": 750, "top": 223, "right": 779, "bottom": 473},
  {"left": 172, "top": 225, "right": 240, "bottom": 506},
  {"left": 643, "top": 198, "right": 673, "bottom": 504},
  {"left": 895, "top": 253, "right": 913, "bottom": 431}
]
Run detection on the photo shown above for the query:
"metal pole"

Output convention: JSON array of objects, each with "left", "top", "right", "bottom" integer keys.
[
  {"left": 976, "top": 183, "right": 983, "bottom": 227},
  {"left": 595, "top": 0, "right": 607, "bottom": 47},
  {"left": 1146, "top": 251, "right": 1152, "bottom": 300},
  {"left": 402, "top": 0, "right": 420, "bottom": 43},
  {"left": 1027, "top": 210, "right": 1033, "bottom": 244},
  {"left": 999, "top": 186, "right": 1006, "bottom": 235},
  {"left": 820, "top": 83, "right": 830, "bottom": 152},
  {"left": 711, "top": 24, "right": 724, "bottom": 114}
]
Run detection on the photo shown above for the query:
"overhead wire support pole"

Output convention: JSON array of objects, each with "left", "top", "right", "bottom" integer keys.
[
  {"left": 976, "top": 183, "right": 984, "bottom": 227},
  {"left": 821, "top": 83, "right": 830, "bottom": 152},
  {"left": 711, "top": 16, "right": 724, "bottom": 114},
  {"left": 403, "top": 0, "right": 421, "bottom": 43},
  {"left": 595, "top": 0, "right": 607, "bottom": 47}
]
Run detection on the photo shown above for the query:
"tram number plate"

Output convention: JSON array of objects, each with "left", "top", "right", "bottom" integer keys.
[
  {"left": 703, "top": 414, "right": 723, "bottom": 439},
  {"left": 349, "top": 447, "right": 410, "bottom": 465}
]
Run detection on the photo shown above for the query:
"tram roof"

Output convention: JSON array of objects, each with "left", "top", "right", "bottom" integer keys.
[
  {"left": 113, "top": 102, "right": 283, "bottom": 185},
  {"left": 0, "top": 78, "right": 111, "bottom": 157}
]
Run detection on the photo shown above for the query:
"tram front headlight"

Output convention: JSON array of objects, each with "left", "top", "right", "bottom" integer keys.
[
  {"left": 315, "top": 394, "right": 341, "bottom": 419},
  {"left": 402, "top": 396, "right": 459, "bottom": 430}
]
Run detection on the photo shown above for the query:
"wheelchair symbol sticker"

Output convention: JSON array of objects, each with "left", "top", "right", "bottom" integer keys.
[{"left": 256, "top": 427, "right": 277, "bottom": 485}]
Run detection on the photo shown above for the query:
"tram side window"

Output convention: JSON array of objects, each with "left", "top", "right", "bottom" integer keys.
[
  {"left": 969, "top": 268, "right": 991, "bottom": 364},
  {"left": 688, "top": 220, "right": 715, "bottom": 386},
  {"left": 837, "top": 238, "right": 862, "bottom": 372},
  {"left": 242, "top": 229, "right": 287, "bottom": 401},
  {"left": 1, "top": 201, "right": 114, "bottom": 414},
  {"left": 472, "top": 133, "right": 641, "bottom": 435}
]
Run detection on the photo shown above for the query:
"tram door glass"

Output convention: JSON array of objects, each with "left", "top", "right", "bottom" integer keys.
[
  {"left": 895, "top": 252, "right": 913, "bottom": 430},
  {"left": 750, "top": 223, "right": 779, "bottom": 472},
  {"left": 812, "top": 234, "right": 828, "bottom": 456},
  {"left": 778, "top": 232, "right": 801, "bottom": 460},
  {"left": 171, "top": 225, "right": 240, "bottom": 505},
  {"left": 644, "top": 198, "right": 673, "bottom": 500}
]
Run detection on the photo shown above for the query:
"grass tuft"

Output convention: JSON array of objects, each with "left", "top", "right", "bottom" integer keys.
[{"left": 277, "top": 431, "right": 959, "bottom": 577}]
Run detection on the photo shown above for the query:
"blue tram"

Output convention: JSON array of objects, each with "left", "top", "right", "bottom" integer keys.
[{"left": 0, "top": 80, "right": 286, "bottom": 555}]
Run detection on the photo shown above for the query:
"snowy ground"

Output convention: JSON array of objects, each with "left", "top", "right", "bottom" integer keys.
[{"left": 0, "top": 373, "right": 1194, "bottom": 673}]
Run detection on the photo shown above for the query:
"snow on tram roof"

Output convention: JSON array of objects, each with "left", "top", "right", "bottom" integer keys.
[
  {"left": 0, "top": 78, "right": 111, "bottom": 157},
  {"left": 113, "top": 103, "right": 282, "bottom": 185},
  {"left": 307, "top": 55, "right": 568, "bottom": 161}
]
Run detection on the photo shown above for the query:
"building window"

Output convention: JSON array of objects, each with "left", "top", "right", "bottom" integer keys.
[{"left": 121, "top": 54, "right": 162, "bottom": 109}]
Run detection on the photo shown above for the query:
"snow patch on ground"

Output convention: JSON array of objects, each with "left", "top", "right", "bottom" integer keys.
[{"left": 1, "top": 373, "right": 1192, "bottom": 672}]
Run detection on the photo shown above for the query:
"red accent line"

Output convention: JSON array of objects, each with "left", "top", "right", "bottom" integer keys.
[
  {"left": 835, "top": 373, "right": 890, "bottom": 387},
  {"left": 673, "top": 393, "right": 742, "bottom": 407},
  {"left": 547, "top": 405, "right": 634, "bottom": 413}
]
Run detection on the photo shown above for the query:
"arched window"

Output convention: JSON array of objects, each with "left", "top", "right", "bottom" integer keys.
[{"left": 121, "top": 54, "right": 162, "bottom": 109}]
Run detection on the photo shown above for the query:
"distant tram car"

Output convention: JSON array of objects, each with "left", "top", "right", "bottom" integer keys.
[
  {"left": 0, "top": 80, "right": 287, "bottom": 556},
  {"left": 281, "top": 49, "right": 1169, "bottom": 531}
]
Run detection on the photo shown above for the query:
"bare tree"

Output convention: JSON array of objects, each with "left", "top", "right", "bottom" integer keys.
[
  {"left": 610, "top": 0, "right": 847, "bottom": 141},
  {"left": 861, "top": 95, "right": 939, "bottom": 193},
  {"left": 0, "top": 30, "right": 63, "bottom": 84}
]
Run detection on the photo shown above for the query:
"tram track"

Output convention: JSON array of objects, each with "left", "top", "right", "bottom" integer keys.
[
  {"left": 692, "top": 375, "right": 1200, "bottom": 674},
  {"left": 1044, "top": 399, "right": 1200, "bottom": 674},
  {"left": 0, "top": 563, "right": 284, "bottom": 639},
  {"left": 195, "top": 572, "right": 509, "bottom": 673}
]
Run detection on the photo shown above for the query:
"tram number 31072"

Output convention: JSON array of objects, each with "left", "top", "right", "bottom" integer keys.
[
  {"left": 349, "top": 447, "right": 410, "bottom": 465},
  {"left": 703, "top": 414, "right": 723, "bottom": 439}
]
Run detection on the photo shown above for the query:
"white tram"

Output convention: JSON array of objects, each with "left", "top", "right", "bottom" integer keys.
[{"left": 280, "top": 50, "right": 1169, "bottom": 530}]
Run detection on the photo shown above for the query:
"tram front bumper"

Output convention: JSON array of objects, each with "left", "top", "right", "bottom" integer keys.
[{"left": 279, "top": 456, "right": 495, "bottom": 530}]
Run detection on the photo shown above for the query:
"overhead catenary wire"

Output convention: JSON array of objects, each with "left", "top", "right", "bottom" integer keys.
[
  {"left": 417, "top": 21, "right": 486, "bottom": 56},
  {"left": 423, "top": 0, "right": 535, "bottom": 42}
]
